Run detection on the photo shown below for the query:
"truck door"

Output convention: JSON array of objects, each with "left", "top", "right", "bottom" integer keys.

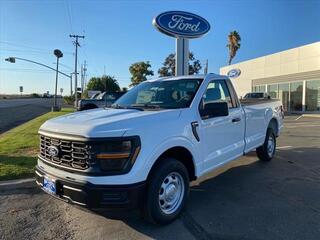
[{"left": 198, "top": 79, "right": 245, "bottom": 173}]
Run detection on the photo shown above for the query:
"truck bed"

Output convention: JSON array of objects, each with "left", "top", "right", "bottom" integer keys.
[{"left": 240, "top": 98, "right": 280, "bottom": 106}]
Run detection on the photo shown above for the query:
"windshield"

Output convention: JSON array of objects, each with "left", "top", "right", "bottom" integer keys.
[
  {"left": 245, "top": 93, "right": 264, "bottom": 98},
  {"left": 90, "top": 93, "right": 99, "bottom": 99},
  {"left": 96, "top": 92, "right": 105, "bottom": 100},
  {"left": 113, "top": 79, "right": 202, "bottom": 110}
]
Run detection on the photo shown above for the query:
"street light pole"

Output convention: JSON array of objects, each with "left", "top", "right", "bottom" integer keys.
[
  {"left": 5, "top": 56, "right": 73, "bottom": 98},
  {"left": 54, "top": 56, "right": 59, "bottom": 109},
  {"left": 53, "top": 49, "right": 63, "bottom": 111},
  {"left": 5, "top": 57, "right": 70, "bottom": 78}
]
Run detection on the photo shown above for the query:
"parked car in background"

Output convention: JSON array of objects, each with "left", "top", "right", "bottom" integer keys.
[
  {"left": 78, "top": 92, "right": 125, "bottom": 111},
  {"left": 90, "top": 92, "right": 100, "bottom": 99},
  {"left": 42, "top": 93, "right": 53, "bottom": 98},
  {"left": 243, "top": 92, "right": 271, "bottom": 99},
  {"left": 87, "top": 90, "right": 101, "bottom": 99},
  {"left": 36, "top": 74, "right": 283, "bottom": 224}
]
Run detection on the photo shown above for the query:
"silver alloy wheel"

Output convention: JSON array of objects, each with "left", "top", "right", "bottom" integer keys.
[
  {"left": 267, "top": 135, "right": 275, "bottom": 157},
  {"left": 158, "top": 172, "right": 185, "bottom": 215}
]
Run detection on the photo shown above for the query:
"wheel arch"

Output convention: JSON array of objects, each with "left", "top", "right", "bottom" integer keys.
[
  {"left": 147, "top": 146, "right": 197, "bottom": 182},
  {"left": 268, "top": 118, "right": 279, "bottom": 136}
]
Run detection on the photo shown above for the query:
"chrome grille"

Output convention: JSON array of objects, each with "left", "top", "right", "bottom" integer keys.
[{"left": 39, "top": 135, "right": 92, "bottom": 170}]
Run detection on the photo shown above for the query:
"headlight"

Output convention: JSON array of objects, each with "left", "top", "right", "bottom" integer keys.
[{"left": 95, "top": 137, "right": 140, "bottom": 173}]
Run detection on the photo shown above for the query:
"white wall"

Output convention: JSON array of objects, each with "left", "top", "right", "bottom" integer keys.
[{"left": 220, "top": 42, "right": 320, "bottom": 97}]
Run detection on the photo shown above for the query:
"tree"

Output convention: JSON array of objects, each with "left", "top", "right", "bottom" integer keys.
[
  {"left": 86, "top": 75, "right": 120, "bottom": 92},
  {"left": 158, "top": 52, "right": 202, "bottom": 77},
  {"left": 227, "top": 31, "right": 241, "bottom": 65},
  {"left": 129, "top": 61, "right": 154, "bottom": 87},
  {"left": 121, "top": 87, "right": 128, "bottom": 92}
]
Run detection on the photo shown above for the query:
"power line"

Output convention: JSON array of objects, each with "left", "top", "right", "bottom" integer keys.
[
  {"left": 0, "top": 49, "right": 73, "bottom": 55},
  {"left": 0, "top": 67, "right": 53, "bottom": 73},
  {"left": 0, "top": 41, "right": 51, "bottom": 51},
  {"left": 51, "top": 62, "right": 73, "bottom": 70},
  {"left": 0, "top": 41, "right": 72, "bottom": 55},
  {"left": 64, "top": 0, "right": 73, "bottom": 33}
]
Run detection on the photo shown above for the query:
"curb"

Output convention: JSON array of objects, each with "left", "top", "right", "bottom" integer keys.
[
  {"left": 302, "top": 114, "right": 320, "bottom": 118},
  {"left": 0, "top": 178, "right": 35, "bottom": 187}
]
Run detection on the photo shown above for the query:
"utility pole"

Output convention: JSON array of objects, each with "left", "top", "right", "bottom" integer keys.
[
  {"left": 81, "top": 64, "right": 84, "bottom": 94},
  {"left": 204, "top": 59, "right": 208, "bottom": 74},
  {"left": 69, "top": 34, "right": 84, "bottom": 108},
  {"left": 83, "top": 61, "right": 87, "bottom": 90},
  {"left": 70, "top": 73, "right": 73, "bottom": 96}
]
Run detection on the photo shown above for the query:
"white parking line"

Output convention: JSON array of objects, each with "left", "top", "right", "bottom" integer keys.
[
  {"left": 286, "top": 124, "right": 320, "bottom": 128},
  {"left": 0, "top": 178, "right": 35, "bottom": 186},
  {"left": 277, "top": 146, "right": 293, "bottom": 149},
  {"left": 295, "top": 115, "right": 303, "bottom": 121}
]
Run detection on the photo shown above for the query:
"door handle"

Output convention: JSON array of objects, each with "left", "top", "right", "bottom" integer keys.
[
  {"left": 191, "top": 121, "right": 200, "bottom": 142},
  {"left": 232, "top": 117, "right": 241, "bottom": 123}
]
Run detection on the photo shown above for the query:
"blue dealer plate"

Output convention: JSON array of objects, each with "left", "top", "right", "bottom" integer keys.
[{"left": 43, "top": 177, "right": 56, "bottom": 195}]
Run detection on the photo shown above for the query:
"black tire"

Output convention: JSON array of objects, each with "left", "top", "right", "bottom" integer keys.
[
  {"left": 256, "top": 128, "right": 276, "bottom": 161},
  {"left": 143, "top": 158, "right": 189, "bottom": 224}
]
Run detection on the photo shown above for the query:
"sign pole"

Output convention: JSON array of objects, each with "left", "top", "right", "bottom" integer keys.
[{"left": 175, "top": 38, "right": 189, "bottom": 76}]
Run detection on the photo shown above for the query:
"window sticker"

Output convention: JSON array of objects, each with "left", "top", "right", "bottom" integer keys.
[{"left": 136, "top": 90, "right": 155, "bottom": 104}]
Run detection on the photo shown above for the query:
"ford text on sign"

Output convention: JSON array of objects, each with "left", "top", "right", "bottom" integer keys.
[{"left": 153, "top": 11, "right": 210, "bottom": 39}]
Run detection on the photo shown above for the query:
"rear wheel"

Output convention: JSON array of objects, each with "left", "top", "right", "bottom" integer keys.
[
  {"left": 143, "top": 158, "right": 189, "bottom": 224},
  {"left": 256, "top": 128, "right": 276, "bottom": 161}
]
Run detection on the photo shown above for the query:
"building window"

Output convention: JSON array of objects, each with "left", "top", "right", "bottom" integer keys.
[
  {"left": 278, "top": 83, "right": 289, "bottom": 112},
  {"left": 306, "top": 80, "right": 320, "bottom": 111},
  {"left": 253, "top": 85, "right": 266, "bottom": 92},
  {"left": 290, "top": 82, "right": 303, "bottom": 111},
  {"left": 267, "top": 84, "right": 278, "bottom": 98},
  {"left": 252, "top": 86, "right": 257, "bottom": 92}
]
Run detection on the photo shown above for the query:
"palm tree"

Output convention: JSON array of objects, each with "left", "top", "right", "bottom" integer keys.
[{"left": 227, "top": 31, "right": 241, "bottom": 65}]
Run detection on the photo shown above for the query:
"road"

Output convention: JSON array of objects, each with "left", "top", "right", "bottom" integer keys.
[
  {"left": 0, "top": 116, "right": 320, "bottom": 240},
  {"left": 0, "top": 98, "right": 62, "bottom": 134}
]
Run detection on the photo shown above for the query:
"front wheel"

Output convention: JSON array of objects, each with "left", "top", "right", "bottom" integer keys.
[
  {"left": 256, "top": 128, "right": 276, "bottom": 161},
  {"left": 143, "top": 158, "right": 189, "bottom": 224}
]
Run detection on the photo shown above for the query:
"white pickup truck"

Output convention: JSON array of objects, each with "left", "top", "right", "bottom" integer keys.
[{"left": 36, "top": 74, "right": 283, "bottom": 224}]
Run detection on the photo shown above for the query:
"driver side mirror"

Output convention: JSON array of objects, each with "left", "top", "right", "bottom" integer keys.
[{"left": 199, "top": 101, "right": 229, "bottom": 119}]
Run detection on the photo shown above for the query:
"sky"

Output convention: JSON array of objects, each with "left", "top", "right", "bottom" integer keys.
[{"left": 0, "top": 0, "right": 319, "bottom": 94}]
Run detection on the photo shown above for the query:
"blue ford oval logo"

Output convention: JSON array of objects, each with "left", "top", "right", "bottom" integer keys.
[
  {"left": 227, "top": 68, "right": 241, "bottom": 78},
  {"left": 153, "top": 11, "right": 211, "bottom": 39},
  {"left": 47, "top": 146, "right": 59, "bottom": 157}
]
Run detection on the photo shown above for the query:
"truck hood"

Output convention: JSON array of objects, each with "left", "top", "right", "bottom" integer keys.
[{"left": 39, "top": 108, "right": 181, "bottom": 138}]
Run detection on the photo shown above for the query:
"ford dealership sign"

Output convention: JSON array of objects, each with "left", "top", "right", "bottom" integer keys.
[
  {"left": 227, "top": 68, "right": 241, "bottom": 78},
  {"left": 153, "top": 11, "right": 210, "bottom": 38}
]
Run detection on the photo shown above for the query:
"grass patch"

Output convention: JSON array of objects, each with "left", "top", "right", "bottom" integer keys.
[{"left": 0, "top": 108, "right": 74, "bottom": 181}]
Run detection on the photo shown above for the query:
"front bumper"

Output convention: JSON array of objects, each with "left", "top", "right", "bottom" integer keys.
[{"left": 35, "top": 166, "right": 146, "bottom": 209}]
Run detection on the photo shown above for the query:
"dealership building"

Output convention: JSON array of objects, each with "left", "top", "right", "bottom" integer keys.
[{"left": 220, "top": 41, "right": 320, "bottom": 112}]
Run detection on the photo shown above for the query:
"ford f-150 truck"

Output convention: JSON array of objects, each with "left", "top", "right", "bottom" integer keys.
[{"left": 35, "top": 74, "right": 283, "bottom": 224}]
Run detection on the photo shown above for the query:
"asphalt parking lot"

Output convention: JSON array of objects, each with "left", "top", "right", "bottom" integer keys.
[{"left": 0, "top": 116, "right": 320, "bottom": 240}]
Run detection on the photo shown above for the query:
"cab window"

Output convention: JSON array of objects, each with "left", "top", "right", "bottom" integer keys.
[{"left": 202, "top": 80, "right": 234, "bottom": 108}]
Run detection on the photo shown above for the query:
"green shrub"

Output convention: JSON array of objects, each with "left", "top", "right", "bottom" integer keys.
[
  {"left": 31, "top": 93, "right": 40, "bottom": 98},
  {"left": 63, "top": 95, "right": 75, "bottom": 105}
]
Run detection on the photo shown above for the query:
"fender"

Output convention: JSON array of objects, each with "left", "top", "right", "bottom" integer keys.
[{"left": 142, "top": 136, "right": 201, "bottom": 180}]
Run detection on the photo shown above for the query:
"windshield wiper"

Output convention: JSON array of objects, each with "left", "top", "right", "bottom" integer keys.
[
  {"left": 131, "top": 104, "right": 163, "bottom": 110},
  {"left": 110, "top": 104, "right": 144, "bottom": 111}
]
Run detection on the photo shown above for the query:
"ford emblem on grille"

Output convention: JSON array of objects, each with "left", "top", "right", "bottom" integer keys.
[{"left": 48, "top": 146, "right": 59, "bottom": 157}]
